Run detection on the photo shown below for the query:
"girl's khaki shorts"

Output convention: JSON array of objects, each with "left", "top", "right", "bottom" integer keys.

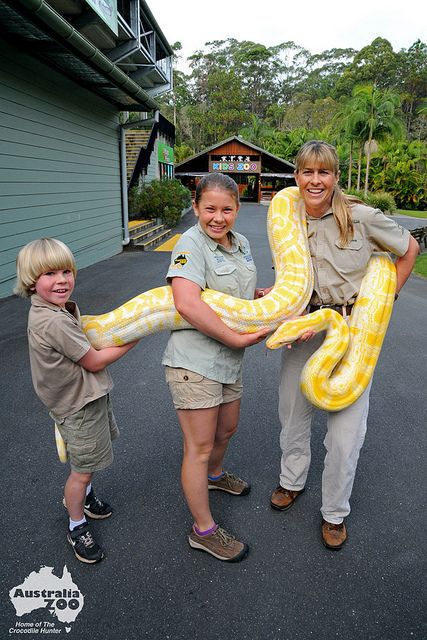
[{"left": 165, "top": 366, "right": 243, "bottom": 410}]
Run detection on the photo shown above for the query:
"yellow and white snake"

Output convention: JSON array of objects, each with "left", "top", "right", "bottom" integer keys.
[{"left": 54, "top": 187, "right": 396, "bottom": 462}]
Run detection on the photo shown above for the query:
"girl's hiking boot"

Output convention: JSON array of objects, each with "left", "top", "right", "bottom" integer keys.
[
  {"left": 188, "top": 525, "right": 249, "bottom": 562},
  {"left": 67, "top": 523, "right": 104, "bottom": 564},
  {"left": 207, "top": 471, "right": 250, "bottom": 496}
]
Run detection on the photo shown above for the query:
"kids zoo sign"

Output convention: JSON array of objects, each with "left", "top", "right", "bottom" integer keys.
[{"left": 209, "top": 156, "right": 260, "bottom": 173}]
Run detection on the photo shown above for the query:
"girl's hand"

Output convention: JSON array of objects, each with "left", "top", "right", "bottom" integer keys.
[{"left": 234, "top": 326, "right": 271, "bottom": 348}]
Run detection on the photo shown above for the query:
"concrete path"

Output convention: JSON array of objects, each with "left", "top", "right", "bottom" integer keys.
[{"left": 1, "top": 204, "right": 425, "bottom": 640}]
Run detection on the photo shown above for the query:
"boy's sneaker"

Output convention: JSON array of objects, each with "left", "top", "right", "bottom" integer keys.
[
  {"left": 67, "top": 523, "right": 104, "bottom": 564},
  {"left": 62, "top": 489, "right": 112, "bottom": 520},
  {"left": 208, "top": 471, "right": 250, "bottom": 496},
  {"left": 84, "top": 489, "right": 112, "bottom": 520},
  {"left": 188, "top": 526, "right": 249, "bottom": 562}
]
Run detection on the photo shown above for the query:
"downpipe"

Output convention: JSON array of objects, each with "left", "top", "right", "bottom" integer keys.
[{"left": 120, "top": 124, "right": 130, "bottom": 246}]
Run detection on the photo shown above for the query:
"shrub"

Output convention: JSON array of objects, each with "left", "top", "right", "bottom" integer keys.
[
  {"left": 366, "top": 191, "right": 396, "bottom": 214},
  {"left": 129, "top": 179, "right": 191, "bottom": 227},
  {"left": 344, "top": 189, "right": 396, "bottom": 213}
]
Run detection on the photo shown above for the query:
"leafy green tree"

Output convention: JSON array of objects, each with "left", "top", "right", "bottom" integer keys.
[
  {"left": 293, "top": 48, "right": 356, "bottom": 100},
  {"left": 262, "top": 128, "right": 320, "bottom": 161},
  {"left": 157, "top": 42, "right": 193, "bottom": 143},
  {"left": 281, "top": 97, "right": 339, "bottom": 134},
  {"left": 174, "top": 143, "right": 195, "bottom": 163},
  {"left": 239, "top": 114, "right": 274, "bottom": 146},
  {"left": 334, "top": 38, "right": 398, "bottom": 97},
  {"left": 395, "top": 40, "right": 427, "bottom": 137}
]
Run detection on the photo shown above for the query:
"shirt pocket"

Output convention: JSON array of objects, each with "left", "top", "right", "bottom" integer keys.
[
  {"left": 212, "top": 263, "right": 238, "bottom": 295},
  {"left": 335, "top": 237, "right": 363, "bottom": 251},
  {"left": 333, "top": 237, "right": 367, "bottom": 275},
  {"left": 214, "top": 263, "right": 237, "bottom": 276}
]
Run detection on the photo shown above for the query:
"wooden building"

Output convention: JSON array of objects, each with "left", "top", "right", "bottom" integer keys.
[{"left": 175, "top": 136, "right": 295, "bottom": 204}]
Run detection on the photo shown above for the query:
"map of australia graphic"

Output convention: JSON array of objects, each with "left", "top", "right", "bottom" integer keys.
[{"left": 9, "top": 565, "right": 84, "bottom": 625}]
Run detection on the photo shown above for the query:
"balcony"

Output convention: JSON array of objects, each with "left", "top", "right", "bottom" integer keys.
[{"left": 0, "top": 0, "right": 173, "bottom": 110}]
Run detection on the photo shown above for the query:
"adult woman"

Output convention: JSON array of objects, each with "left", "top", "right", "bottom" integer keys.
[
  {"left": 270, "top": 141, "right": 419, "bottom": 549},
  {"left": 163, "top": 173, "right": 269, "bottom": 562}
]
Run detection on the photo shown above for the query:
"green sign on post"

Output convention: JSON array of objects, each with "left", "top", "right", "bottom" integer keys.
[
  {"left": 158, "top": 143, "right": 174, "bottom": 164},
  {"left": 84, "top": 0, "right": 118, "bottom": 36}
]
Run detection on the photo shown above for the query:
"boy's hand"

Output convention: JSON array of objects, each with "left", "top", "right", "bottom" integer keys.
[
  {"left": 254, "top": 286, "right": 273, "bottom": 299},
  {"left": 78, "top": 340, "right": 138, "bottom": 372}
]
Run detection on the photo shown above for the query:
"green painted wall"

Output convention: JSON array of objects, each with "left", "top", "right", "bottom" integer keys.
[{"left": 0, "top": 38, "right": 123, "bottom": 299}]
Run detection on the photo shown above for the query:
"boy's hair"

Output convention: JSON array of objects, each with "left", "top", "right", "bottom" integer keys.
[{"left": 14, "top": 238, "right": 77, "bottom": 298}]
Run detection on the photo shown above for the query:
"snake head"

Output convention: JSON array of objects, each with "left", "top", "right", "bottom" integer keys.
[{"left": 266, "top": 316, "right": 312, "bottom": 350}]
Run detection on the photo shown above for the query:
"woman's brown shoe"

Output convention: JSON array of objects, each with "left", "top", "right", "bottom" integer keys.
[
  {"left": 270, "top": 486, "right": 305, "bottom": 511},
  {"left": 321, "top": 519, "right": 347, "bottom": 549}
]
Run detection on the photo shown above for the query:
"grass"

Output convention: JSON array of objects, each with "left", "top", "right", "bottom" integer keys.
[
  {"left": 414, "top": 253, "right": 427, "bottom": 278},
  {"left": 395, "top": 209, "right": 427, "bottom": 218}
]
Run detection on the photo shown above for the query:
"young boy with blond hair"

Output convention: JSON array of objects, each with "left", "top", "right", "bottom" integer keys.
[{"left": 15, "top": 238, "right": 137, "bottom": 564}]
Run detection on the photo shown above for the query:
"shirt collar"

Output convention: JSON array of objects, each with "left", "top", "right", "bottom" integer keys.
[
  {"left": 196, "top": 222, "right": 243, "bottom": 253},
  {"left": 305, "top": 206, "right": 334, "bottom": 220},
  {"left": 30, "top": 293, "right": 76, "bottom": 315}
]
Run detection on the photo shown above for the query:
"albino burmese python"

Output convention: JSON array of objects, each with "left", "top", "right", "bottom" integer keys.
[{"left": 55, "top": 187, "right": 396, "bottom": 462}]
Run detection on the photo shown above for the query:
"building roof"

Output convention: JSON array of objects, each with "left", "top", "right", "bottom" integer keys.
[{"left": 175, "top": 136, "right": 295, "bottom": 173}]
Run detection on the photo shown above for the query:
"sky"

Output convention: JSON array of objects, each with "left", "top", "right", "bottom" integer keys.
[{"left": 152, "top": 0, "right": 426, "bottom": 71}]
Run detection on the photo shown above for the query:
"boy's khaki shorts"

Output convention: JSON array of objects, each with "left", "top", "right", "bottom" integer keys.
[
  {"left": 165, "top": 366, "right": 243, "bottom": 410},
  {"left": 53, "top": 395, "right": 119, "bottom": 473}
]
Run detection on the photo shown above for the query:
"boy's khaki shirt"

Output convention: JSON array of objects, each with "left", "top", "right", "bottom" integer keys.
[{"left": 28, "top": 294, "right": 112, "bottom": 418}]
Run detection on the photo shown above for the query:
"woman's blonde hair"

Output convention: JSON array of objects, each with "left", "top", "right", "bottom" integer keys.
[
  {"left": 14, "top": 238, "right": 77, "bottom": 298},
  {"left": 295, "top": 140, "right": 364, "bottom": 246}
]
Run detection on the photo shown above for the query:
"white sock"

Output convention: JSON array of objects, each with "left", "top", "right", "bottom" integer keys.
[{"left": 69, "top": 517, "right": 87, "bottom": 531}]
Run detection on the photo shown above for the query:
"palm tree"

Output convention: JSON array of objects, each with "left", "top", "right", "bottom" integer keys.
[
  {"left": 333, "top": 95, "right": 376, "bottom": 191},
  {"left": 346, "top": 85, "right": 404, "bottom": 195}
]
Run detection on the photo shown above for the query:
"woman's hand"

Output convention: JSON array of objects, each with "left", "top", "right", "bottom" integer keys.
[{"left": 284, "top": 308, "right": 317, "bottom": 349}]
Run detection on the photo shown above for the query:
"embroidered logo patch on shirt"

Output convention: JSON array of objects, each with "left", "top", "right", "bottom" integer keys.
[{"left": 173, "top": 253, "right": 189, "bottom": 268}]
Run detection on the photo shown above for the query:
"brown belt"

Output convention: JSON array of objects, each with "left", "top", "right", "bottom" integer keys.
[{"left": 309, "top": 303, "right": 354, "bottom": 316}]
